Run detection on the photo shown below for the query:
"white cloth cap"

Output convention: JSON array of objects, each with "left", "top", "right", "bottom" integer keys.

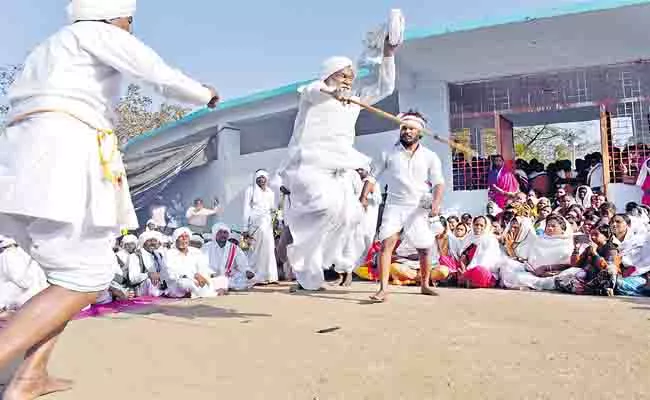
[
  {"left": 172, "top": 227, "right": 192, "bottom": 242},
  {"left": 211, "top": 223, "right": 231, "bottom": 237},
  {"left": 67, "top": 0, "right": 136, "bottom": 22},
  {"left": 138, "top": 231, "right": 161, "bottom": 247},
  {"left": 255, "top": 169, "right": 270, "bottom": 180},
  {"left": 122, "top": 234, "right": 138, "bottom": 245},
  {"left": 320, "top": 56, "right": 355, "bottom": 81}
]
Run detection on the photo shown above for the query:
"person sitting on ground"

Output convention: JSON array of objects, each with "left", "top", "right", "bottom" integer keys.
[
  {"left": 456, "top": 216, "right": 503, "bottom": 289},
  {"left": 554, "top": 195, "right": 576, "bottom": 217},
  {"left": 555, "top": 224, "right": 619, "bottom": 296},
  {"left": 461, "top": 213, "right": 473, "bottom": 228},
  {"left": 599, "top": 202, "right": 617, "bottom": 222},
  {"left": 203, "top": 224, "right": 255, "bottom": 293},
  {"left": 127, "top": 231, "right": 166, "bottom": 298},
  {"left": 446, "top": 215, "right": 460, "bottom": 232},
  {"left": 486, "top": 201, "right": 503, "bottom": 218},
  {"left": 0, "top": 237, "right": 48, "bottom": 313},
  {"left": 576, "top": 186, "right": 593, "bottom": 209},
  {"left": 625, "top": 202, "right": 649, "bottom": 236},
  {"left": 163, "top": 227, "right": 220, "bottom": 298},
  {"left": 534, "top": 205, "right": 553, "bottom": 235}
]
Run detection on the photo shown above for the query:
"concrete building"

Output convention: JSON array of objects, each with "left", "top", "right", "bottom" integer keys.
[{"left": 125, "top": 0, "right": 650, "bottom": 228}]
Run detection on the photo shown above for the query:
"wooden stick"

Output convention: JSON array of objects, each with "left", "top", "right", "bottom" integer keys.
[{"left": 323, "top": 90, "right": 477, "bottom": 156}]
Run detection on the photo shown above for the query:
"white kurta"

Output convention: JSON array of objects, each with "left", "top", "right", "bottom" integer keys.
[
  {"left": 243, "top": 185, "right": 278, "bottom": 283},
  {"left": 373, "top": 143, "right": 444, "bottom": 249},
  {"left": 163, "top": 247, "right": 219, "bottom": 298},
  {"left": 127, "top": 249, "right": 165, "bottom": 297},
  {"left": 0, "top": 21, "right": 212, "bottom": 293},
  {"left": 279, "top": 56, "right": 395, "bottom": 290},
  {"left": 0, "top": 246, "right": 48, "bottom": 310},
  {"left": 203, "top": 241, "right": 252, "bottom": 291}
]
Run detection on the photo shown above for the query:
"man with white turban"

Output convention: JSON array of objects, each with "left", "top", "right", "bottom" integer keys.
[
  {"left": 361, "top": 111, "right": 445, "bottom": 302},
  {"left": 0, "top": 1, "right": 220, "bottom": 397},
  {"left": 243, "top": 169, "right": 278, "bottom": 285},
  {"left": 0, "top": 237, "right": 48, "bottom": 312},
  {"left": 163, "top": 228, "right": 219, "bottom": 298},
  {"left": 127, "top": 231, "right": 165, "bottom": 297},
  {"left": 203, "top": 224, "right": 254, "bottom": 292},
  {"left": 277, "top": 35, "right": 398, "bottom": 292}
]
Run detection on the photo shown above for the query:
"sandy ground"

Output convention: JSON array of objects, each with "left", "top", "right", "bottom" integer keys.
[{"left": 1, "top": 283, "right": 649, "bottom": 400}]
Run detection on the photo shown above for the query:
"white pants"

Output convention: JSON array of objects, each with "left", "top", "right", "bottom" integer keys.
[
  {"left": 0, "top": 214, "right": 116, "bottom": 293},
  {"left": 284, "top": 167, "right": 364, "bottom": 290},
  {"left": 249, "top": 215, "right": 278, "bottom": 283},
  {"left": 378, "top": 204, "right": 434, "bottom": 250},
  {"left": 134, "top": 278, "right": 165, "bottom": 298}
]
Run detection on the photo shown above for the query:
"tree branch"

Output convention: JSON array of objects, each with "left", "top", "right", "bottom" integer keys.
[{"left": 525, "top": 125, "right": 548, "bottom": 148}]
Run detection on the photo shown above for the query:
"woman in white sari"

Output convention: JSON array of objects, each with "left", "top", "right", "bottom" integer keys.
[
  {"left": 500, "top": 215, "right": 574, "bottom": 291},
  {"left": 456, "top": 216, "right": 504, "bottom": 288},
  {"left": 611, "top": 214, "right": 650, "bottom": 296}
]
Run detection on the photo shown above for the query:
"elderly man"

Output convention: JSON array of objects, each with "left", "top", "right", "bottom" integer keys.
[
  {"left": 243, "top": 169, "right": 278, "bottom": 285},
  {"left": 361, "top": 111, "right": 445, "bottom": 302},
  {"left": 0, "top": 237, "right": 48, "bottom": 313},
  {"left": 277, "top": 37, "right": 398, "bottom": 292},
  {"left": 0, "top": 0, "right": 220, "bottom": 397},
  {"left": 163, "top": 228, "right": 219, "bottom": 298},
  {"left": 127, "top": 231, "right": 165, "bottom": 297},
  {"left": 204, "top": 224, "right": 254, "bottom": 292}
]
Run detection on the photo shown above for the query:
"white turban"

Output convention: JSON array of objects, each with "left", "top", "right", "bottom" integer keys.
[
  {"left": 399, "top": 113, "right": 426, "bottom": 131},
  {"left": 138, "top": 231, "right": 161, "bottom": 247},
  {"left": 320, "top": 56, "right": 355, "bottom": 81},
  {"left": 255, "top": 169, "right": 270, "bottom": 180},
  {"left": 67, "top": 0, "right": 136, "bottom": 23},
  {"left": 190, "top": 234, "right": 205, "bottom": 244},
  {"left": 211, "top": 223, "right": 231, "bottom": 237},
  {"left": 122, "top": 234, "right": 138, "bottom": 245},
  {"left": 172, "top": 227, "right": 192, "bottom": 242}
]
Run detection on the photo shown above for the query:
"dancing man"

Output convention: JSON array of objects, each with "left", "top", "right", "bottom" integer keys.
[
  {"left": 278, "top": 37, "right": 398, "bottom": 291},
  {"left": 361, "top": 111, "right": 445, "bottom": 302},
  {"left": 0, "top": 1, "right": 219, "bottom": 398}
]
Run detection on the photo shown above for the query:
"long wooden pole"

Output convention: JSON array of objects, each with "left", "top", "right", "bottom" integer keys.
[{"left": 323, "top": 91, "right": 477, "bottom": 156}]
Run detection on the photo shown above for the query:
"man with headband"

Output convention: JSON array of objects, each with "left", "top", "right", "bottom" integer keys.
[
  {"left": 361, "top": 110, "right": 445, "bottom": 302},
  {"left": 243, "top": 169, "right": 278, "bottom": 285},
  {"left": 0, "top": 0, "right": 219, "bottom": 396},
  {"left": 277, "top": 35, "right": 399, "bottom": 292}
]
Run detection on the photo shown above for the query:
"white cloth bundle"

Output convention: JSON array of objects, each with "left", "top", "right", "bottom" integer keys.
[{"left": 359, "top": 9, "right": 405, "bottom": 68}]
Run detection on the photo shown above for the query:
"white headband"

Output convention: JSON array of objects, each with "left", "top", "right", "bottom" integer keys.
[{"left": 399, "top": 114, "right": 426, "bottom": 131}]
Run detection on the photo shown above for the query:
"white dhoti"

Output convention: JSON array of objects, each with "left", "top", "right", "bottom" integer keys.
[
  {"left": 0, "top": 114, "right": 137, "bottom": 293},
  {"left": 134, "top": 278, "right": 165, "bottom": 298},
  {"left": 499, "top": 259, "right": 557, "bottom": 291},
  {"left": 378, "top": 204, "right": 434, "bottom": 250},
  {"left": 249, "top": 214, "right": 278, "bottom": 283},
  {"left": 165, "top": 277, "right": 221, "bottom": 299},
  {"left": 284, "top": 167, "right": 364, "bottom": 290}
]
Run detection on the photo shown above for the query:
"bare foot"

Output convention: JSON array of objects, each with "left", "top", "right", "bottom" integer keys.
[
  {"left": 369, "top": 290, "right": 388, "bottom": 303},
  {"left": 340, "top": 272, "right": 353, "bottom": 287},
  {"left": 420, "top": 286, "right": 439, "bottom": 296},
  {"left": 289, "top": 284, "right": 304, "bottom": 293},
  {"left": 4, "top": 376, "right": 73, "bottom": 400}
]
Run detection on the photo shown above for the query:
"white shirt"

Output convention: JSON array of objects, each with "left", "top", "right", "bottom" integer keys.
[
  {"left": 282, "top": 56, "right": 396, "bottom": 172},
  {"left": 587, "top": 163, "right": 604, "bottom": 188},
  {"left": 8, "top": 21, "right": 212, "bottom": 129},
  {"left": 203, "top": 241, "right": 249, "bottom": 277},
  {"left": 150, "top": 205, "right": 167, "bottom": 228},
  {"left": 163, "top": 247, "right": 210, "bottom": 282},
  {"left": 0, "top": 246, "right": 47, "bottom": 310},
  {"left": 371, "top": 143, "right": 445, "bottom": 206},
  {"left": 243, "top": 185, "right": 276, "bottom": 227},
  {"left": 186, "top": 207, "right": 219, "bottom": 227}
]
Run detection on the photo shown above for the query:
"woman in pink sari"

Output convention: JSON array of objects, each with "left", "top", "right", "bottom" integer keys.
[{"left": 488, "top": 155, "right": 520, "bottom": 209}]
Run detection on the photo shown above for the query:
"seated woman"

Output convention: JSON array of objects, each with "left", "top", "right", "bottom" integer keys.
[
  {"left": 555, "top": 224, "right": 619, "bottom": 296},
  {"left": 500, "top": 215, "right": 574, "bottom": 291},
  {"left": 446, "top": 215, "right": 460, "bottom": 233},
  {"left": 432, "top": 221, "right": 470, "bottom": 285},
  {"left": 610, "top": 214, "right": 650, "bottom": 296},
  {"left": 575, "top": 185, "right": 593, "bottom": 209},
  {"left": 534, "top": 206, "right": 553, "bottom": 236},
  {"left": 456, "top": 216, "right": 504, "bottom": 289},
  {"left": 486, "top": 201, "right": 503, "bottom": 218}
]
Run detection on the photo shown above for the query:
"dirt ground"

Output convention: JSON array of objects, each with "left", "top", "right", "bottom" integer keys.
[{"left": 1, "top": 283, "right": 649, "bottom": 400}]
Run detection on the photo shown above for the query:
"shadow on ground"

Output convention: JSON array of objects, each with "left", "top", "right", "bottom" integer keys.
[{"left": 122, "top": 303, "right": 272, "bottom": 320}]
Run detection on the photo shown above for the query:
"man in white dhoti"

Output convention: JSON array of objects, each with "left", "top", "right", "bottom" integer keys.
[
  {"left": 163, "top": 228, "right": 219, "bottom": 299},
  {"left": 278, "top": 38, "right": 398, "bottom": 292},
  {"left": 0, "top": 1, "right": 219, "bottom": 397},
  {"left": 127, "top": 231, "right": 165, "bottom": 297},
  {"left": 243, "top": 169, "right": 279, "bottom": 284},
  {"left": 361, "top": 111, "right": 445, "bottom": 302},
  {"left": 0, "top": 237, "right": 48, "bottom": 312},
  {"left": 204, "top": 224, "right": 255, "bottom": 292}
]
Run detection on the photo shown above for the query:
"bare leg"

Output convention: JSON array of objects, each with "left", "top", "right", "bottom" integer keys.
[
  {"left": 3, "top": 330, "right": 73, "bottom": 400},
  {"left": 370, "top": 234, "right": 399, "bottom": 302},
  {"left": 417, "top": 249, "right": 438, "bottom": 296},
  {"left": 0, "top": 285, "right": 98, "bottom": 371},
  {"left": 340, "top": 272, "right": 353, "bottom": 287}
]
